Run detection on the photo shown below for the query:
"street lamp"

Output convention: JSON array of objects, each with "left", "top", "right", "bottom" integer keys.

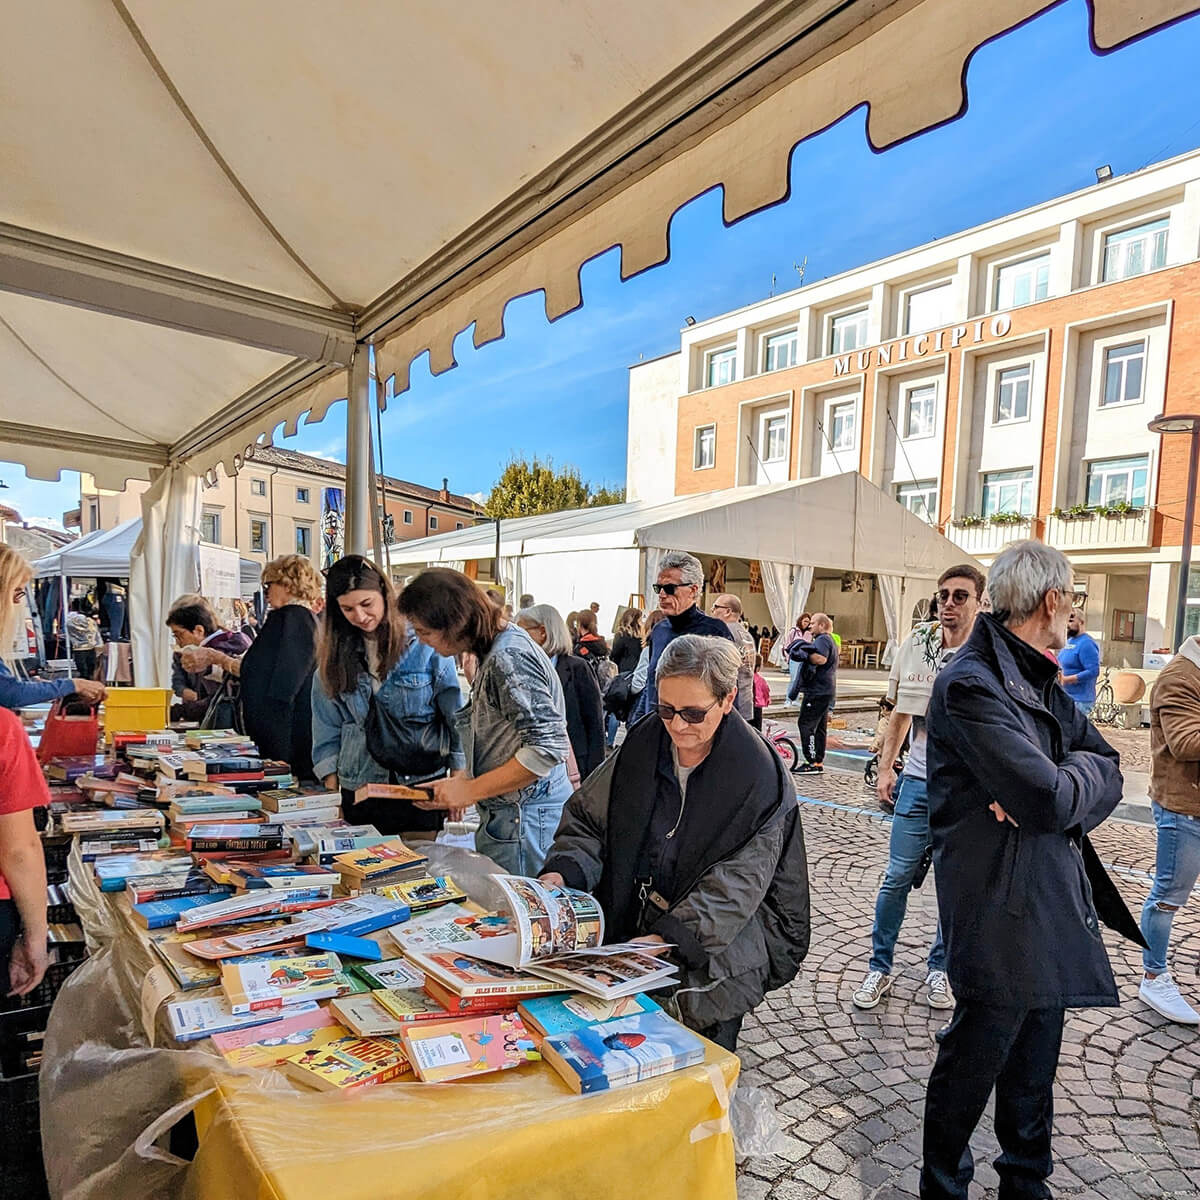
[{"left": 1147, "top": 413, "right": 1200, "bottom": 650}]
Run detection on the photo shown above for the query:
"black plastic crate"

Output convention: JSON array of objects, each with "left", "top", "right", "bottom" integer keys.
[
  {"left": 0, "top": 959, "right": 82, "bottom": 1013},
  {"left": 46, "top": 901, "right": 77, "bottom": 925},
  {"left": 41, "top": 835, "right": 72, "bottom": 873},
  {"left": 0, "top": 1007, "right": 50, "bottom": 1197}
]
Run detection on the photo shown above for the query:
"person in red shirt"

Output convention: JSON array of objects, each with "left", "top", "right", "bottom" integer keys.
[{"left": 0, "top": 705, "right": 49, "bottom": 995}]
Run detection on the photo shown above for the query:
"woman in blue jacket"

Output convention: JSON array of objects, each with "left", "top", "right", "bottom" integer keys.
[
  {"left": 311, "top": 556, "right": 464, "bottom": 835},
  {"left": 0, "top": 547, "right": 106, "bottom": 711}
]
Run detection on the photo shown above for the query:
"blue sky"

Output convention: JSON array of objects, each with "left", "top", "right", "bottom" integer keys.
[{"left": 5, "top": 0, "right": 1200, "bottom": 523}]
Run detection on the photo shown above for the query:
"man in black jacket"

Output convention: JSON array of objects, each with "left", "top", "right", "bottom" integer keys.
[{"left": 921, "top": 540, "right": 1143, "bottom": 1200}]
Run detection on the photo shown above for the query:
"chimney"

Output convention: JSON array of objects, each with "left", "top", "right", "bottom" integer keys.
[{"left": 440, "top": 477, "right": 449, "bottom": 502}]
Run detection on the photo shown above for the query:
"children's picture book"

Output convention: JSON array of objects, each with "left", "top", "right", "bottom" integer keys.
[
  {"left": 402, "top": 946, "right": 566, "bottom": 999},
  {"left": 332, "top": 838, "right": 428, "bottom": 880},
  {"left": 517, "top": 991, "right": 663, "bottom": 1039},
  {"left": 281, "top": 1035, "right": 412, "bottom": 1092},
  {"left": 450, "top": 875, "right": 603, "bottom": 969},
  {"left": 389, "top": 904, "right": 513, "bottom": 953},
  {"left": 400, "top": 1013, "right": 541, "bottom": 1083},
  {"left": 539, "top": 1010, "right": 705, "bottom": 1094},
  {"left": 221, "top": 952, "right": 350, "bottom": 1013},
  {"left": 522, "top": 948, "right": 679, "bottom": 1001},
  {"left": 329, "top": 993, "right": 411, "bottom": 1037},
  {"left": 151, "top": 929, "right": 311, "bottom": 989},
  {"left": 211, "top": 1007, "right": 347, "bottom": 1069},
  {"left": 375, "top": 875, "right": 467, "bottom": 912},
  {"left": 351, "top": 957, "right": 424, "bottom": 991},
  {"left": 166, "top": 996, "right": 320, "bottom": 1042},
  {"left": 372, "top": 985, "right": 450, "bottom": 1024}
]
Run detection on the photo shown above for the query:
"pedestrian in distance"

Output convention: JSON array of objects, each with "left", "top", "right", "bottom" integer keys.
[
  {"left": 751, "top": 654, "right": 770, "bottom": 731},
  {"left": 920, "top": 540, "right": 1145, "bottom": 1200},
  {"left": 166, "top": 596, "right": 249, "bottom": 722},
  {"left": 711, "top": 593, "right": 756, "bottom": 721},
  {"left": 519, "top": 593, "right": 535, "bottom": 609},
  {"left": 1138, "top": 632, "right": 1200, "bottom": 1024},
  {"left": 1057, "top": 607, "right": 1100, "bottom": 716},
  {"left": 539, "top": 635, "right": 810, "bottom": 1051},
  {"left": 852, "top": 564, "right": 984, "bottom": 1013},
  {"left": 628, "top": 551, "right": 735, "bottom": 722},
  {"left": 780, "top": 613, "right": 813, "bottom": 710},
  {"left": 66, "top": 598, "right": 102, "bottom": 681},
  {"left": 787, "top": 613, "right": 837, "bottom": 773}
]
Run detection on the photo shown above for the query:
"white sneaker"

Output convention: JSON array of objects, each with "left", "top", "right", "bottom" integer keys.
[
  {"left": 1139, "top": 972, "right": 1200, "bottom": 1025},
  {"left": 925, "top": 970, "right": 954, "bottom": 1010},
  {"left": 852, "top": 970, "right": 892, "bottom": 1009}
]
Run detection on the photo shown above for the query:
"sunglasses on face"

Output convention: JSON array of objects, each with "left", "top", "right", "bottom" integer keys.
[
  {"left": 655, "top": 700, "right": 719, "bottom": 725},
  {"left": 652, "top": 582, "right": 693, "bottom": 596},
  {"left": 937, "top": 588, "right": 974, "bottom": 605}
]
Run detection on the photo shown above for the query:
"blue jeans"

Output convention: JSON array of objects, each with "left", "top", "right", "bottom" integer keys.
[
  {"left": 606, "top": 713, "right": 619, "bottom": 747},
  {"left": 787, "top": 658, "right": 802, "bottom": 704},
  {"left": 869, "top": 775, "right": 946, "bottom": 975},
  {"left": 1141, "top": 801, "right": 1200, "bottom": 974},
  {"left": 474, "top": 767, "right": 571, "bottom": 876}
]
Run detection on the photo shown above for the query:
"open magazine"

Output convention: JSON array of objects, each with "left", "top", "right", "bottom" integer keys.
[{"left": 446, "top": 875, "right": 678, "bottom": 1000}]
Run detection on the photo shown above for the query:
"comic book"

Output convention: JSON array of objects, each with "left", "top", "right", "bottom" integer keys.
[
  {"left": 389, "top": 904, "right": 514, "bottom": 954},
  {"left": 281, "top": 1035, "right": 412, "bottom": 1092},
  {"left": 211, "top": 1008, "right": 348, "bottom": 1069},
  {"left": 521, "top": 948, "right": 679, "bottom": 1001},
  {"left": 349, "top": 957, "right": 424, "bottom": 991},
  {"left": 400, "top": 1012, "right": 541, "bottom": 1083},
  {"left": 374, "top": 875, "right": 467, "bottom": 911},
  {"left": 401, "top": 946, "right": 565, "bottom": 999},
  {"left": 220, "top": 952, "right": 352, "bottom": 1013}
]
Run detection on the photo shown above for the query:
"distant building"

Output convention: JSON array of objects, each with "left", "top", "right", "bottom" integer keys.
[
  {"left": 72, "top": 446, "right": 483, "bottom": 571},
  {"left": 1, "top": 503, "right": 75, "bottom": 561},
  {"left": 627, "top": 147, "right": 1200, "bottom": 667}
]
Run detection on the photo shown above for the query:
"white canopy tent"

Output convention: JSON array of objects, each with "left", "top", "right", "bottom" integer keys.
[
  {"left": 388, "top": 473, "right": 978, "bottom": 663},
  {"left": 0, "top": 0, "right": 1189, "bottom": 685}
]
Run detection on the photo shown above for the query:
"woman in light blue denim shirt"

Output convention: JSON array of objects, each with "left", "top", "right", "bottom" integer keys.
[
  {"left": 397, "top": 568, "right": 572, "bottom": 876},
  {"left": 310, "top": 557, "right": 464, "bottom": 835}
]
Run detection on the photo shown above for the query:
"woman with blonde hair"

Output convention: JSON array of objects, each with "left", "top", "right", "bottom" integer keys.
[{"left": 0, "top": 545, "right": 106, "bottom": 711}]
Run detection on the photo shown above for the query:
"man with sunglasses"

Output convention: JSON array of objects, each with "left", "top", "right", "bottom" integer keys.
[
  {"left": 852, "top": 565, "right": 983, "bottom": 1013},
  {"left": 629, "top": 551, "right": 734, "bottom": 723}
]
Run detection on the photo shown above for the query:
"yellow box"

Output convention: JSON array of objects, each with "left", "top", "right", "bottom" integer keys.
[{"left": 102, "top": 688, "right": 172, "bottom": 742}]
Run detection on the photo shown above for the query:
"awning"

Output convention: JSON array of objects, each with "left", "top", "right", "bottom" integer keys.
[
  {"left": 2, "top": 0, "right": 1192, "bottom": 489},
  {"left": 389, "top": 472, "right": 975, "bottom": 580}
]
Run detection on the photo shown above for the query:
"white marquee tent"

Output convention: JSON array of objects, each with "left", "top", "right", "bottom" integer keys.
[
  {"left": 0, "top": 0, "right": 1190, "bottom": 687},
  {"left": 389, "top": 473, "right": 977, "bottom": 662}
]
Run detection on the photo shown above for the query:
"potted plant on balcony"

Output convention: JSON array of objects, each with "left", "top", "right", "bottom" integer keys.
[
  {"left": 1051, "top": 503, "right": 1094, "bottom": 522},
  {"left": 951, "top": 513, "right": 985, "bottom": 528},
  {"left": 988, "top": 511, "right": 1027, "bottom": 527},
  {"left": 1095, "top": 500, "right": 1144, "bottom": 520}
]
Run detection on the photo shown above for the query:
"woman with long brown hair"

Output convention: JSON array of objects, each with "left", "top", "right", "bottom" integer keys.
[
  {"left": 310, "top": 556, "right": 464, "bottom": 834},
  {"left": 397, "top": 568, "right": 571, "bottom": 875}
]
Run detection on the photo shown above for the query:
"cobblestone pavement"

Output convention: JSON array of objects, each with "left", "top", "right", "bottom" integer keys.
[{"left": 735, "top": 773, "right": 1200, "bottom": 1200}]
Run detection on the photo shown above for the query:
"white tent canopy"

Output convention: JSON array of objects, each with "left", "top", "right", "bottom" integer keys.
[
  {"left": 389, "top": 473, "right": 978, "bottom": 659},
  {"left": 32, "top": 517, "right": 262, "bottom": 593}
]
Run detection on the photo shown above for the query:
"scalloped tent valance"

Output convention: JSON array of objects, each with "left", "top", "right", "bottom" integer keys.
[{"left": 0, "top": 0, "right": 1195, "bottom": 493}]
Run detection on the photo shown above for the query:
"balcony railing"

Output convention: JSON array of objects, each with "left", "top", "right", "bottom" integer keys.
[
  {"left": 947, "top": 518, "right": 1033, "bottom": 558},
  {"left": 1044, "top": 506, "right": 1154, "bottom": 551}
]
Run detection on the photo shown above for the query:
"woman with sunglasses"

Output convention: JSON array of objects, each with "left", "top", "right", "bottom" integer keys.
[
  {"left": 398, "top": 568, "right": 572, "bottom": 875},
  {"left": 539, "top": 634, "right": 810, "bottom": 1052}
]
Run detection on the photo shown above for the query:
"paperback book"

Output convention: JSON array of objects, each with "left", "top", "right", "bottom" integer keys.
[
  {"left": 166, "top": 996, "right": 320, "bottom": 1042},
  {"left": 220, "top": 952, "right": 351, "bottom": 1013},
  {"left": 211, "top": 1007, "right": 348, "bottom": 1069},
  {"left": 400, "top": 1013, "right": 541, "bottom": 1083},
  {"left": 281, "top": 1035, "right": 412, "bottom": 1092},
  {"left": 402, "top": 946, "right": 565, "bottom": 999},
  {"left": 350, "top": 957, "right": 425, "bottom": 991},
  {"left": 175, "top": 886, "right": 337, "bottom": 931},
  {"left": 132, "top": 893, "right": 233, "bottom": 929},
  {"left": 421, "top": 976, "right": 536, "bottom": 1016},
  {"left": 258, "top": 787, "right": 343, "bottom": 814},
  {"left": 521, "top": 948, "right": 679, "bottom": 1001},
  {"left": 375, "top": 875, "right": 467, "bottom": 911},
  {"left": 517, "top": 991, "right": 663, "bottom": 1039},
  {"left": 332, "top": 838, "right": 428, "bottom": 881},
  {"left": 329, "top": 993, "right": 410, "bottom": 1037},
  {"left": 372, "top": 986, "right": 450, "bottom": 1024}
]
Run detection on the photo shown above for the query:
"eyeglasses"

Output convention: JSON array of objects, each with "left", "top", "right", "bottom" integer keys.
[
  {"left": 655, "top": 700, "right": 720, "bottom": 725},
  {"left": 652, "top": 582, "right": 693, "bottom": 596},
  {"left": 937, "top": 588, "right": 975, "bottom": 605},
  {"left": 712, "top": 603, "right": 731, "bottom": 612}
]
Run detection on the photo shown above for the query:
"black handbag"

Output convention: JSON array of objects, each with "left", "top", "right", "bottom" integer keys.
[
  {"left": 200, "top": 677, "right": 244, "bottom": 733},
  {"left": 364, "top": 689, "right": 451, "bottom": 782}
]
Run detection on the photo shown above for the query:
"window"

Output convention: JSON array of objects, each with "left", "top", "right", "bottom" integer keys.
[
  {"left": 402, "top": 509, "right": 413, "bottom": 525},
  {"left": 250, "top": 478, "right": 266, "bottom": 496},
  {"left": 694, "top": 424, "right": 716, "bottom": 469},
  {"left": 896, "top": 480, "right": 938, "bottom": 523},
  {"left": 295, "top": 524, "right": 312, "bottom": 556},
  {"left": 1102, "top": 218, "right": 1168, "bottom": 282},
  {"left": 830, "top": 402, "right": 856, "bottom": 452},
  {"left": 456, "top": 522, "right": 465, "bottom": 530},
  {"left": 1101, "top": 341, "right": 1146, "bottom": 407},
  {"left": 705, "top": 347, "right": 736, "bottom": 388},
  {"left": 830, "top": 309, "right": 869, "bottom": 355},
  {"left": 982, "top": 468, "right": 1034, "bottom": 518},
  {"left": 903, "top": 385, "right": 936, "bottom": 439},
  {"left": 762, "top": 414, "right": 788, "bottom": 463},
  {"left": 429, "top": 515, "right": 439, "bottom": 530},
  {"left": 296, "top": 487, "right": 310, "bottom": 504},
  {"left": 763, "top": 330, "right": 797, "bottom": 372},
  {"left": 994, "top": 254, "right": 1050, "bottom": 309},
  {"left": 200, "top": 510, "right": 221, "bottom": 544},
  {"left": 904, "top": 281, "right": 953, "bottom": 335},
  {"left": 250, "top": 519, "right": 268, "bottom": 553},
  {"left": 88, "top": 500, "right": 99, "bottom": 530},
  {"left": 1086, "top": 455, "right": 1149, "bottom": 507},
  {"left": 993, "top": 364, "right": 1032, "bottom": 424}
]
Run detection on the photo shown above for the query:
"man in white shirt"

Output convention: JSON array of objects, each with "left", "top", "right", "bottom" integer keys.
[
  {"left": 712, "top": 594, "right": 756, "bottom": 720},
  {"left": 852, "top": 565, "right": 984, "bottom": 1011}
]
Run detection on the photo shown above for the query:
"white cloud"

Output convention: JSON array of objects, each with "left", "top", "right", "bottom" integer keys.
[
  {"left": 22, "top": 516, "right": 69, "bottom": 533},
  {"left": 465, "top": 491, "right": 486, "bottom": 504}
]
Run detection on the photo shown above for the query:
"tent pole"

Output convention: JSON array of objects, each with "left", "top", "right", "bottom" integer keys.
[{"left": 345, "top": 344, "right": 372, "bottom": 557}]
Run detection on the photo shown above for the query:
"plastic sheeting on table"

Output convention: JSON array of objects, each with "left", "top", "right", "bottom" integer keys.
[{"left": 40, "top": 842, "right": 741, "bottom": 1200}]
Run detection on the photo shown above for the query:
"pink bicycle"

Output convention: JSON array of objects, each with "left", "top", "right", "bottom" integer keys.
[{"left": 761, "top": 717, "right": 800, "bottom": 772}]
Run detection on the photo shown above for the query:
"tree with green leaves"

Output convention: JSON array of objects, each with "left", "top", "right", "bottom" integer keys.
[{"left": 484, "top": 457, "right": 626, "bottom": 518}]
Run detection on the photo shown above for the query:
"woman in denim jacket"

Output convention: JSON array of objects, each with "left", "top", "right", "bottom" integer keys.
[
  {"left": 311, "top": 556, "right": 464, "bottom": 835},
  {"left": 398, "top": 568, "right": 572, "bottom": 875}
]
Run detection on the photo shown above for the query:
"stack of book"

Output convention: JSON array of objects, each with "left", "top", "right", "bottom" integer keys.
[
  {"left": 59, "top": 808, "right": 167, "bottom": 860},
  {"left": 332, "top": 838, "right": 429, "bottom": 891}
]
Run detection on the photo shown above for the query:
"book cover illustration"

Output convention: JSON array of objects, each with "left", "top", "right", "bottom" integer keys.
[
  {"left": 351, "top": 957, "right": 423, "bottom": 991},
  {"left": 167, "top": 996, "right": 320, "bottom": 1042},
  {"left": 376, "top": 875, "right": 467, "bottom": 911},
  {"left": 518, "top": 991, "right": 663, "bottom": 1038},
  {"left": 526, "top": 948, "right": 678, "bottom": 1001},
  {"left": 371, "top": 983, "right": 449, "bottom": 1024},
  {"left": 211, "top": 1007, "right": 347, "bottom": 1069},
  {"left": 332, "top": 838, "right": 428, "bottom": 878},
  {"left": 221, "top": 952, "right": 350, "bottom": 1012},
  {"left": 403, "top": 947, "right": 565, "bottom": 998},
  {"left": 540, "top": 1011, "right": 704, "bottom": 1094},
  {"left": 401, "top": 1012, "right": 541, "bottom": 1083},
  {"left": 282, "top": 1035, "right": 412, "bottom": 1092},
  {"left": 390, "top": 905, "right": 512, "bottom": 953}
]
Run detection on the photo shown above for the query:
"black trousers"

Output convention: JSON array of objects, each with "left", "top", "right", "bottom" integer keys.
[
  {"left": 0, "top": 899, "right": 19, "bottom": 994},
  {"left": 750, "top": 707, "right": 763, "bottom": 731},
  {"left": 696, "top": 1014, "right": 744, "bottom": 1052},
  {"left": 921, "top": 1003, "right": 1065, "bottom": 1200},
  {"left": 73, "top": 649, "right": 97, "bottom": 680},
  {"left": 797, "top": 694, "right": 834, "bottom": 764}
]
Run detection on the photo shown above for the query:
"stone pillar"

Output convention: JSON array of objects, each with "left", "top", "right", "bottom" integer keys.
[{"left": 1145, "top": 560, "right": 1176, "bottom": 661}]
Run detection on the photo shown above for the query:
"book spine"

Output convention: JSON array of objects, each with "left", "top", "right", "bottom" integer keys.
[{"left": 187, "top": 837, "right": 285, "bottom": 852}]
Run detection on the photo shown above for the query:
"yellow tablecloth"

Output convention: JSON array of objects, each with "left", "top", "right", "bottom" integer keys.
[{"left": 186, "top": 1047, "right": 738, "bottom": 1200}]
